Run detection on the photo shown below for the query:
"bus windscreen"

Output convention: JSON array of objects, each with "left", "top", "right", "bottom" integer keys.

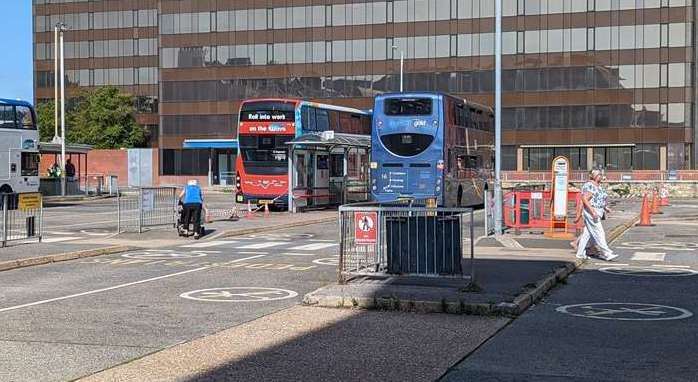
[
  {"left": 379, "top": 133, "right": 434, "bottom": 157},
  {"left": 384, "top": 98, "right": 433, "bottom": 116},
  {"left": 239, "top": 134, "right": 292, "bottom": 175}
]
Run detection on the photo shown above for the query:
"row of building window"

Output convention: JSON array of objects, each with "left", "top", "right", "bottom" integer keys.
[
  {"left": 159, "top": 66, "right": 692, "bottom": 104},
  {"left": 158, "top": 0, "right": 692, "bottom": 35},
  {"left": 35, "top": 38, "right": 157, "bottom": 60},
  {"left": 36, "top": 95, "right": 158, "bottom": 114},
  {"left": 36, "top": 67, "right": 158, "bottom": 87},
  {"left": 34, "top": 9, "right": 157, "bottom": 32},
  {"left": 502, "top": 103, "right": 692, "bottom": 129},
  {"left": 160, "top": 23, "right": 691, "bottom": 69}
]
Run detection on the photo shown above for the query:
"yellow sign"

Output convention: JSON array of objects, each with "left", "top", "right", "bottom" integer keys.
[{"left": 19, "top": 193, "right": 42, "bottom": 211}]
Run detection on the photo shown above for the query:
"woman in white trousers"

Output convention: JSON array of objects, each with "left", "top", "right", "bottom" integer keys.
[{"left": 576, "top": 169, "right": 618, "bottom": 261}]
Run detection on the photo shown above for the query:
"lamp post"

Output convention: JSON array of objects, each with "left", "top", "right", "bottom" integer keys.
[
  {"left": 53, "top": 25, "right": 59, "bottom": 142},
  {"left": 56, "top": 23, "right": 68, "bottom": 196},
  {"left": 494, "top": 0, "right": 503, "bottom": 235},
  {"left": 391, "top": 46, "right": 404, "bottom": 92}
]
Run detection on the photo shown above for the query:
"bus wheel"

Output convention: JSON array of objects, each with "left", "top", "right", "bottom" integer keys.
[
  {"left": 0, "top": 185, "right": 12, "bottom": 194},
  {"left": 457, "top": 186, "right": 463, "bottom": 207}
]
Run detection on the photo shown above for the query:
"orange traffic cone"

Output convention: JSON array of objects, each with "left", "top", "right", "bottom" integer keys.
[
  {"left": 651, "top": 191, "right": 662, "bottom": 214},
  {"left": 660, "top": 187, "right": 670, "bottom": 206},
  {"left": 263, "top": 203, "right": 270, "bottom": 217},
  {"left": 637, "top": 194, "right": 654, "bottom": 226}
]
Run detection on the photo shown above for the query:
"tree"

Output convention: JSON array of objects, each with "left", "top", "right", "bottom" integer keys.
[
  {"left": 67, "top": 87, "right": 147, "bottom": 149},
  {"left": 36, "top": 101, "right": 57, "bottom": 143}
]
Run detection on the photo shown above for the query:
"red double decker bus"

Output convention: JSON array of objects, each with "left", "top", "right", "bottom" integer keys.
[{"left": 235, "top": 99, "right": 371, "bottom": 208}]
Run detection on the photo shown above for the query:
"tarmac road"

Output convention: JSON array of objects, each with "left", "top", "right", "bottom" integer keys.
[
  {"left": 0, "top": 222, "right": 340, "bottom": 382},
  {"left": 442, "top": 200, "right": 698, "bottom": 382}
]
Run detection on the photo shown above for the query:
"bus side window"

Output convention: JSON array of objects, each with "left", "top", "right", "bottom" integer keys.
[
  {"left": 0, "top": 105, "right": 16, "bottom": 129},
  {"left": 316, "top": 108, "right": 330, "bottom": 131}
]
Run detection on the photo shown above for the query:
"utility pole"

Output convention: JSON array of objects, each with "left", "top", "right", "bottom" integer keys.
[{"left": 494, "top": 0, "right": 503, "bottom": 235}]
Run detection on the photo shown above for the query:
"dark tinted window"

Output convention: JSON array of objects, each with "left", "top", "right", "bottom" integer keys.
[
  {"left": 21, "top": 152, "right": 40, "bottom": 176},
  {"left": 380, "top": 133, "right": 434, "bottom": 157},
  {"left": 239, "top": 134, "right": 292, "bottom": 175},
  {"left": 240, "top": 101, "right": 296, "bottom": 122},
  {"left": 384, "top": 98, "right": 433, "bottom": 116}
]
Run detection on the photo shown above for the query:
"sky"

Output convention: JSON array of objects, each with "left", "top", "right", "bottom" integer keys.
[{"left": 0, "top": 1, "right": 33, "bottom": 102}]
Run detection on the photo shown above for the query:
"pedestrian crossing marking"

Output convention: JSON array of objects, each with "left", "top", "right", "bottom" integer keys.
[
  {"left": 289, "top": 243, "right": 338, "bottom": 251},
  {"left": 180, "top": 240, "right": 238, "bottom": 248},
  {"left": 42, "top": 236, "right": 82, "bottom": 243},
  {"left": 236, "top": 241, "right": 288, "bottom": 249},
  {"left": 630, "top": 252, "right": 666, "bottom": 262}
]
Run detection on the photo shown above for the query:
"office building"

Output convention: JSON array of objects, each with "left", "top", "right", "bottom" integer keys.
[{"left": 33, "top": 0, "right": 696, "bottom": 184}]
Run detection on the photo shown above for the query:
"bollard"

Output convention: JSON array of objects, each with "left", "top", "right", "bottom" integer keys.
[
  {"left": 1, "top": 195, "right": 7, "bottom": 247},
  {"left": 263, "top": 202, "right": 270, "bottom": 217},
  {"left": 245, "top": 200, "right": 254, "bottom": 218},
  {"left": 638, "top": 194, "right": 654, "bottom": 226}
]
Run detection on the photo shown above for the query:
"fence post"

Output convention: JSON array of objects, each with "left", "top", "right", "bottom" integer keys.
[
  {"left": 2, "top": 195, "right": 8, "bottom": 247},
  {"left": 337, "top": 209, "right": 344, "bottom": 284},
  {"left": 470, "top": 209, "right": 475, "bottom": 284},
  {"left": 138, "top": 188, "right": 143, "bottom": 234},
  {"left": 116, "top": 187, "right": 121, "bottom": 234},
  {"left": 172, "top": 187, "right": 177, "bottom": 228},
  {"left": 38, "top": 195, "right": 44, "bottom": 243}
]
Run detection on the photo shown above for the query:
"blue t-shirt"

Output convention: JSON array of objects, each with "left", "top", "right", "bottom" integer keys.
[{"left": 183, "top": 184, "right": 203, "bottom": 204}]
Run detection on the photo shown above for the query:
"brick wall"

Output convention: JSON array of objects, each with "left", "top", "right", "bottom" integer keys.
[{"left": 40, "top": 149, "right": 129, "bottom": 186}]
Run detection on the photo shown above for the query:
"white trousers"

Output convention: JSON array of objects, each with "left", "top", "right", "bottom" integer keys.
[{"left": 576, "top": 207, "right": 614, "bottom": 258}]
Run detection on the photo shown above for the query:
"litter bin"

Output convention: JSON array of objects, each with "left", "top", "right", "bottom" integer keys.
[{"left": 385, "top": 214, "right": 462, "bottom": 275}]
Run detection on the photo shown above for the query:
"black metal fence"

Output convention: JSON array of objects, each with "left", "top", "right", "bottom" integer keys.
[
  {"left": 117, "top": 187, "right": 177, "bottom": 233},
  {"left": 1, "top": 193, "right": 43, "bottom": 247},
  {"left": 338, "top": 204, "right": 475, "bottom": 283}
]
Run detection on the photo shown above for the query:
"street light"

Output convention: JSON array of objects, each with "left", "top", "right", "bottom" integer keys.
[
  {"left": 391, "top": 45, "right": 404, "bottom": 92},
  {"left": 494, "top": 0, "right": 503, "bottom": 235},
  {"left": 55, "top": 22, "right": 68, "bottom": 196}
]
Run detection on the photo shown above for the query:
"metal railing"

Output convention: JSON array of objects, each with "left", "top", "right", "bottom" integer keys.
[
  {"left": 1, "top": 193, "right": 43, "bottom": 247},
  {"left": 502, "top": 170, "right": 698, "bottom": 183},
  {"left": 117, "top": 187, "right": 177, "bottom": 233},
  {"left": 338, "top": 204, "right": 475, "bottom": 283}
]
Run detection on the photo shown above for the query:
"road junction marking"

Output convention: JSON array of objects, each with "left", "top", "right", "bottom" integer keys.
[{"left": 556, "top": 303, "right": 693, "bottom": 321}]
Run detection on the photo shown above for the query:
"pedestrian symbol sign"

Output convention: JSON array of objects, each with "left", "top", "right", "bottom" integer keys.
[{"left": 355, "top": 212, "right": 377, "bottom": 244}]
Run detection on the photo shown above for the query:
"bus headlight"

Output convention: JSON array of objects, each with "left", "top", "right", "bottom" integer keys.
[
  {"left": 372, "top": 186, "right": 377, "bottom": 191},
  {"left": 436, "top": 186, "right": 441, "bottom": 192},
  {"left": 436, "top": 178, "right": 442, "bottom": 184}
]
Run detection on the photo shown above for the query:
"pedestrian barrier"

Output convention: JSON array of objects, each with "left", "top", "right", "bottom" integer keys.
[
  {"left": 338, "top": 203, "right": 475, "bottom": 283},
  {"left": 117, "top": 187, "right": 177, "bottom": 233},
  {"left": 1, "top": 192, "right": 43, "bottom": 247}
]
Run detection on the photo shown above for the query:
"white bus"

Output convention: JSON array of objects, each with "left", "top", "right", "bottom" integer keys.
[{"left": 0, "top": 99, "right": 40, "bottom": 194}]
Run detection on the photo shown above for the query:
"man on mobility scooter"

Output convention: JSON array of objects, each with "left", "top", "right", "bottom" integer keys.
[{"left": 178, "top": 180, "right": 205, "bottom": 239}]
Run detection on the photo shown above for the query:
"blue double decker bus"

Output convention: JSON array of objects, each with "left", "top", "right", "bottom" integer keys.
[{"left": 370, "top": 92, "right": 494, "bottom": 207}]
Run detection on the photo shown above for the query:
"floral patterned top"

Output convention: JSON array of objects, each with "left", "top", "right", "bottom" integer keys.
[{"left": 582, "top": 181, "right": 606, "bottom": 209}]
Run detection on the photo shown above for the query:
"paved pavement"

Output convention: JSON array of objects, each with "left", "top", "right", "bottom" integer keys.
[{"left": 441, "top": 200, "right": 698, "bottom": 382}]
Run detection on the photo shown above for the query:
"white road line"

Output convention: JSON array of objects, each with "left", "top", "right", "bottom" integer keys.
[
  {"left": 630, "top": 252, "right": 666, "bottom": 262},
  {"left": 45, "top": 231, "right": 78, "bottom": 235},
  {"left": 494, "top": 236, "right": 524, "bottom": 249},
  {"left": 0, "top": 255, "right": 265, "bottom": 314},
  {"left": 652, "top": 264, "right": 691, "bottom": 268},
  {"left": 594, "top": 263, "right": 630, "bottom": 266},
  {"left": 288, "top": 243, "right": 338, "bottom": 251},
  {"left": 236, "top": 242, "right": 287, "bottom": 249},
  {"left": 41, "top": 236, "right": 83, "bottom": 243},
  {"left": 238, "top": 251, "right": 269, "bottom": 255},
  {"left": 180, "top": 240, "right": 238, "bottom": 248},
  {"left": 308, "top": 239, "right": 336, "bottom": 243},
  {"left": 282, "top": 252, "right": 320, "bottom": 256}
]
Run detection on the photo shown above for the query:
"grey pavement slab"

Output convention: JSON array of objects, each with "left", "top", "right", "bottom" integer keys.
[{"left": 80, "top": 306, "right": 510, "bottom": 382}]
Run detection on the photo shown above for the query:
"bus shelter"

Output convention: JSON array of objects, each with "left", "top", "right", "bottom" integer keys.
[
  {"left": 286, "top": 131, "right": 371, "bottom": 213},
  {"left": 39, "top": 142, "right": 93, "bottom": 195}
]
